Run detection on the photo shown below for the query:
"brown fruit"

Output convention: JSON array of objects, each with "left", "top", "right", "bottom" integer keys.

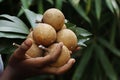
[
  {"left": 43, "top": 8, "right": 65, "bottom": 31},
  {"left": 47, "top": 43, "right": 70, "bottom": 67},
  {"left": 33, "top": 23, "right": 57, "bottom": 46},
  {"left": 61, "top": 24, "right": 67, "bottom": 29},
  {"left": 57, "top": 29, "right": 77, "bottom": 51},
  {"left": 26, "top": 43, "right": 43, "bottom": 58}
]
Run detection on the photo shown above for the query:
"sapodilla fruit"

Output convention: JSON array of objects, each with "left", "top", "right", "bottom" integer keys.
[
  {"left": 26, "top": 43, "right": 43, "bottom": 58},
  {"left": 42, "top": 8, "right": 65, "bottom": 31},
  {"left": 33, "top": 23, "right": 57, "bottom": 46},
  {"left": 26, "top": 32, "right": 43, "bottom": 58},
  {"left": 61, "top": 24, "right": 67, "bottom": 29},
  {"left": 57, "top": 29, "right": 77, "bottom": 51},
  {"left": 47, "top": 43, "right": 70, "bottom": 67}
]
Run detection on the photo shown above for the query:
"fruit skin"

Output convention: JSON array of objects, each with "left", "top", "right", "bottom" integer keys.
[
  {"left": 26, "top": 43, "right": 43, "bottom": 58},
  {"left": 43, "top": 8, "right": 65, "bottom": 31},
  {"left": 33, "top": 23, "right": 57, "bottom": 46},
  {"left": 57, "top": 29, "right": 77, "bottom": 51},
  {"left": 47, "top": 43, "right": 70, "bottom": 67},
  {"left": 26, "top": 32, "right": 43, "bottom": 58},
  {"left": 61, "top": 24, "right": 67, "bottom": 29}
]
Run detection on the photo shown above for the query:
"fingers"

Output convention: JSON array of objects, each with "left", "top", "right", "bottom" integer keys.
[
  {"left": 14, "top": 38, "right": 32, "bottom": 58},
  {"left": 41, "top": 58, "right": 75, "bottom": 75},
  {"left": 25, "top": 42, "right": 63, "bottom": 67}
]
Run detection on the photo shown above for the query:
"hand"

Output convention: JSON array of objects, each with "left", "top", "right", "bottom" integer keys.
[{"left": 0, "top": 38, "right": 75, "bottom": 80}]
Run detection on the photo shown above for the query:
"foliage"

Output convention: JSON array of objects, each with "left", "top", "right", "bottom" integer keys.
[{"left": 0, "top": 0, "right": 120, "bottom": 80}]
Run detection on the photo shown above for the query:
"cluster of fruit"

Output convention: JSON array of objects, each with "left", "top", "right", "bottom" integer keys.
[{"left": 26, "top": 8, "right": 78, "bottom": 67}]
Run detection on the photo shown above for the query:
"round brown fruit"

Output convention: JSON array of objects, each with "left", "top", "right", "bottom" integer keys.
[
  {"left": 33, "top": 23, "right": 57, "bottom": 46},
  {"left": 57, "top": 29, "right": 77, "bottom": 51},
  {"left": 26, "top": 43, "right": 43, "bottom": 58},
  {"left": 47, "top": 43, "right": 70, "bottom": 67},
  {"left": 43, "top": 8, "right": 65, "bottom": 31},
  {"left": 61, "top": 24, "right": 67, "bottom": 29}
]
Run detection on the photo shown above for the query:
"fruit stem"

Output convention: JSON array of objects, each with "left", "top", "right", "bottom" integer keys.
[
  {"left": 13, "top": 43, "right": 20, "bottom": 47},
  {"left": 38, "top": 45, "right": 49, "bottom": 52}
]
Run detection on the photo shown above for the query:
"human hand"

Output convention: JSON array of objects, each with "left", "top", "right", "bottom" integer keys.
[{"left": 0, "top": 38, "right": 75, "bottom": 80}]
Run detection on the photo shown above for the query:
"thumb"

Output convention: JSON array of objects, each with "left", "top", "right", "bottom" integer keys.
[{"left": 14, "top": 38, "right": 32, "bottom": 58}]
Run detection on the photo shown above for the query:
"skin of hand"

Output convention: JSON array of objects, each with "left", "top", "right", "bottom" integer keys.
[{"left": 0, "top": 38, "right": 75, "bottom": 80}]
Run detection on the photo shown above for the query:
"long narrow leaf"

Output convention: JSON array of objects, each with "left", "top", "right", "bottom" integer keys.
[
  {"left": 111, "top": 0, "right": 120, "bottom": 17},
  {"left": 18, "top": 0, "right": 33, "bottom": 16},
  {"left": 105, "top": 0, "right": 114, "bottom": 13},
  {"left": 85, "top": 0, "right": 92, "bottom": 14},
  {"left": 95, "top": 0, "right": 101, "bottom": 20},
  {"left": 72, "top": 45, "right": 94, "bottom": 80},
  {"left": 99, "top": 38, "right": 120, "bottom": 57},
  {"left": 38, "top": 0, "right": 44, "bottom": 14},
  {"left": 55, "top": 0, "right": 63, "bottom": 10},
  {"left": 24, "top": 9, "right": 43, "bottom": 28},
  {"left": 69, "top": 0, "right": 91, "bottom": 24},
  {"left": 95, "top": 44, "right": 117, "bottom": 80}
]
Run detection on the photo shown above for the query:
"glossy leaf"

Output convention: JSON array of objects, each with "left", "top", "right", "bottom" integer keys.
[
  {"left": 66, "top": 22, "right": 92, "bottom": 37},
  {"left": 0, "top": 14, "right": 29, "bottom": 34},
  {"left": 95, "top": 44, "right": 117, "bottom": 80},
  {"left": 77, "top": 38, "right": 90, "bottom": 47},
  {"left": 23, "top": 9, "right": 43, "bottom": 28},
  {"left": 105, "top": 0, "right": 114, "bottom": 13},
  {"left": 0, "top": 32, "right": 26, "bottom": 39},
  {"left": 0, "top": 20, "right": 28, "bottom": 34},
  {"left": 111, "top": 0, "right": 120, "bottom": 17},
  {"left": 72, "top": 45, "right": 94, "bottom": 80},
  {"left": 95, "top": 0, "right": 101, "bottom": 20}
]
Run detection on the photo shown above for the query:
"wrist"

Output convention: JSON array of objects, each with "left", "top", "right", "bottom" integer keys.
[{"left": 0, "top": 65, "right": 24, "bottom": 80}]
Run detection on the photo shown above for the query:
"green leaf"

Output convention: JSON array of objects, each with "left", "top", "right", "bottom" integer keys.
[
  {"left": 111, "top": 0, "right": 120, "bottom": 17},
  {"left": 0, "top": 32, "right": 26, "bottom": 39},
  {"left": 66, "top": 22, "right": 92, "bottom": 37},
  {"left": 47, "top": 0, "right": 54, "bottom": 5},
  {"left": 70, "top": 0, "right": 80, "bottom": 6},
  {"left": 23, "top": 9, "right": 43, "bottom": 28},
  {"left": 0, "top": 0, "right": 3, "bottom": 3},
  {"left": 85, "top": 0, "right": 92, "bottom": 14},
  {"left": 18, "top": 0, "right": 33, "bottom": 16},
  {"left": 0, "top": 20, "right": 28, "bottom": 34},
  {"left": 69, "top": 0, "right": 91, "bottom": 24},
  {"left": 38, "top": 0, "right": 44, "bottom": 14},
  {"left": 0, "top": 14, "right": 29, "bottom": 34},
  {"left": 99, "top": 38, "right": 120, "bottom": 57},
  {"left": 105, "top": 0, "right": 114, "bottom": 13},
  {"left": 72, "top": 45, "right": 94, "bottom": 80},
  {"left": 55, "top": 0, "right": 63, "bottom": 10},
  {"left": 95, "top": 44, "right": 117, "bottom": 80},
  {"left": 95, "top": 0, "right": 101, "bottom": 20},
  {"left": 77, "top": 38, "right": 90, "bottom": 47}
]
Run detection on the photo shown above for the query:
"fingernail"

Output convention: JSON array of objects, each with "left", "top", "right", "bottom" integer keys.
[{"left": 71, "top": 58, "right": 76, "bottom": 64}]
